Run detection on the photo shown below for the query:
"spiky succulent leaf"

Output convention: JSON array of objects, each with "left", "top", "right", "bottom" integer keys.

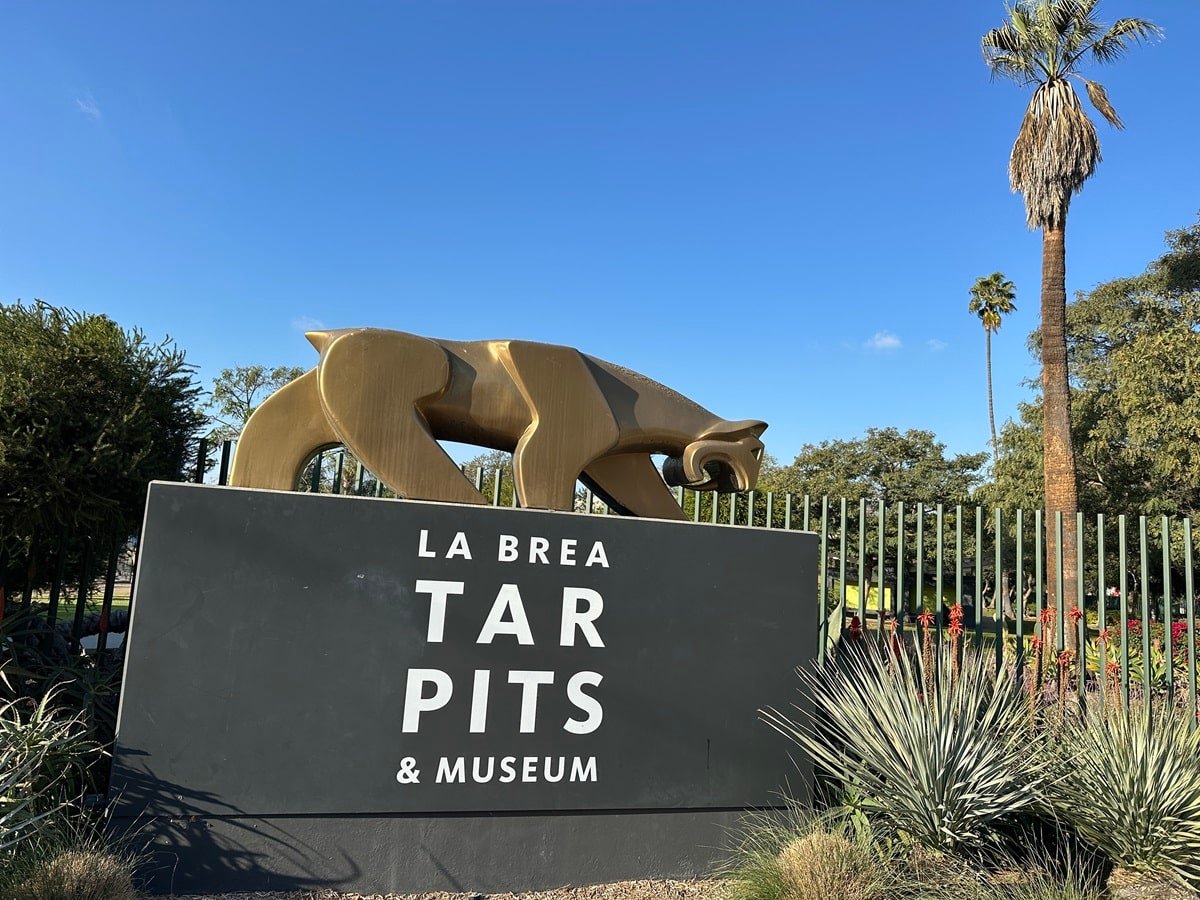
[{"left": 763, "top": 644, "right": 1043, "bottom": 854}]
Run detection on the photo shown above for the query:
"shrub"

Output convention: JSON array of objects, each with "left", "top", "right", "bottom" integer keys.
[
  {"left": 762, "top": 641, "right": 1043, "bottom": 854},
  {"left": 1048, "top": 700, "right": 1200, "bottom": 894},
  {"left": 5, "top": 848, "right": 138, "bottom": 900},
  {"left": 720, "top": 810, "right": 901, "bottom": 900}
]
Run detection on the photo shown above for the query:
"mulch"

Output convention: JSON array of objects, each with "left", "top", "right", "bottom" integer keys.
[{"left": 172, "top": 881, "right": 724, "bottom": 900}]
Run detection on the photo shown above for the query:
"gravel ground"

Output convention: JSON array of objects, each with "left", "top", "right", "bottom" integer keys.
[{"left": 172, "top": 881, "right": 724, "bottom": 900}]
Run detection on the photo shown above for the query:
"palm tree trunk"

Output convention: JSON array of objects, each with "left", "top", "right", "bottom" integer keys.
[
  {"left": 1041, "top": 222, "right": 1079, "bottom": 649},
  {"left": 987, "top": 330, "right": 998, "bottom": 466}
]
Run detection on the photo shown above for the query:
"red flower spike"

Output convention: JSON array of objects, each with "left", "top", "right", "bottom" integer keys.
[
  {"left": 1057, "top": 649, "right": 1074, "bottom": 667},
  {"left": 1069, "top": 606, "right": 1084, "bottom": 624},
  {"left": 949, "top": 622, "right": 964, "bottom": 637},
  {"left": 1039, "top": 607, "right": 1056, "bottom": 625},
  {"left": 1097, "top": 628, "right": 1112, "bottom": 645},
  {"left": 917, "top": 610, "right": 935, "bottom": 627}
]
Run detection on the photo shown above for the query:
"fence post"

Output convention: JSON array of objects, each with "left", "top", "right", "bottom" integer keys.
[{"left": 194, "top": 438, "right": 209, "bottom": 483}]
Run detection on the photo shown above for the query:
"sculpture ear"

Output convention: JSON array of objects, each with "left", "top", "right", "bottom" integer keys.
[{"left": 701, "top": 419, "right": 768, "bottom": 440}]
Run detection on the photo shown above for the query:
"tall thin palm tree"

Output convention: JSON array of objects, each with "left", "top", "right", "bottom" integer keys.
[
  {"left": 969, "top": 273, "right": 1017, "bottom": 467},
  {"left": 982, "top": 0, "right": 1159, "bottom": 615}
]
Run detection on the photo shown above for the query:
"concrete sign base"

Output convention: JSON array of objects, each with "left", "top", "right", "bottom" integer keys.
[{"left": 110, "top": 484, "right": 816, "bottom": 894}]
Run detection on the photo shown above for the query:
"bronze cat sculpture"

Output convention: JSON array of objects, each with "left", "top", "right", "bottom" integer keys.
[{"left": 228, "top": 329, "right": 767, "bottom": 520}]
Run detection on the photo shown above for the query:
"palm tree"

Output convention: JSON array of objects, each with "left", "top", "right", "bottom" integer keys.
[
  {"left": 968, "top": 273, "right": 1017, "bottom": 467},
  {"left": 982, "top": 0, "right": 1159, "bottom": 615}
]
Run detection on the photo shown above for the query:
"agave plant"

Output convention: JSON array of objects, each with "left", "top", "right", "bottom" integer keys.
[
  {"left": 1049, "top": 701, "right": 1200, "bottom": 894},
  {"left": 763, "top": 642, "right": 1045, "bottom": 854}
]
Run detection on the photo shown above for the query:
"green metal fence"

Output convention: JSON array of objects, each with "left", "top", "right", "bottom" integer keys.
[{"left": 210, "top": 445, "right": 1200, "bottom": 715}]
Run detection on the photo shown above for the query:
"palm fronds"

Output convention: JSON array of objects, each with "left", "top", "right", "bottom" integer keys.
[{"left": 982, "top": 0, "right": 1160, "bottom": 230}]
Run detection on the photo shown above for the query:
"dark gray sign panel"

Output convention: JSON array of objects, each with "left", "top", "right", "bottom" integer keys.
[{"left": 111, "top": 483, "right": 815, "bottom": 881}]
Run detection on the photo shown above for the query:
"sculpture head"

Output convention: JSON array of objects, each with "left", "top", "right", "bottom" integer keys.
[{"left": 662, "top": 419, "right": 767, "bottom": 493}]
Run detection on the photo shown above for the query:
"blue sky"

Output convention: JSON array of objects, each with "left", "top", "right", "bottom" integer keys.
[{"left": 3, "top": 2, "right": 1197, "bottom": 466}]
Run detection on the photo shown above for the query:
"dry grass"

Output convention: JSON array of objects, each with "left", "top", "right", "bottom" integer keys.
[
  {"left": 8, "top": 848, "right": 138, "bottom": 900},
  {"left": 773, "top": 831, "right": 888, "bottom": 900}
]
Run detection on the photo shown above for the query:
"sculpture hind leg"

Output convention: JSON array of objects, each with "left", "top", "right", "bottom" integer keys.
[
  {"left": 497, "top": 341, "right": 619, "bottom": 511},
  {"left": 582, "top": 453, "right": 687, "bottom": 520},
  {"left": 228, "top": 368, "right": 341, "bottom": 491},
  {"left": 315, "top": 329, "right": 486, "bottom": 505}
]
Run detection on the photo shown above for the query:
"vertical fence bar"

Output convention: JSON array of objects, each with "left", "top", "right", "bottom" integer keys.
[
  {"left": 69, "top": 538, "right": 92, "bottom": 653},
  {"left": 936, "top": 504, "right": 945, "bottom": 646},
  {"left": 711, "top": 492, "right": 719, "bottom": 525},
  {"left": 995, "top": 509, "right": 1004, "bottom": 672},
  {"left": 858, "top": 499, "right": 867, "bottom": 623},
  {"left": 747, "top": 491, "right": 755, "bottom": 527},
  {"left": 194, "top": 438, "right": 209, "bottom": 483},
  {"left": 492, "top": 470, "right": 502, "bottom": 507},
  {"left": 876, "top": 498, "right": 886, "bottom": 638},
  {"left": 332, "top": 450, "right": 345, "bottom": 495},
  {"left": 691, "top": 490, "right": 700, "bottom": 523},
  {"left": 1076, "top": 511, "right": 1086, "bottom": 701},
  {"left": 44, "top": 532, "right": 67, "bottom": 650},
  {"left": 96, "top": 543, "right": 119, "bottom": 662},
  {"left": 218, "top": 440, "right": 233, "bottom": 486},
  {"left": 1119, "top": 515, "right": 1130, "bottom": 708},
  {"left": 955, "top": 506, "right": 964, "bottom": 609},
  {"left": 916, "top": 504, "right": 925, "bottom": 626},
  {"left": 839, "top": 498, "right": 848, "bottom": 614},
  {"left": 1054, "top": 512, "right": 1065, "bottom": 652},
  {"left": 310, "top": 452, "right": 323, "bottom": 493},
  {"left": 356, "top": 461, "right": 368, "bottom": 495},
  {"left": 1186, "top": 518, "right": 1197, "bottom": 724},
  {"left": 1035, "top": 509, "right": 1044, "bottom": 653},
  {"left": 975, "top": 506, "right": 984, "bottom": 650},
  {"left": 1163, "top": 515, "right": 1174, "bottom": 701},
  {"left": 1098, "top": 514, "right": 1107, "bottom": 709},
  {"left": 803, "top": 496, "right": 812, "bottom": 532},
  {"left": 785, "top": 494, "right": 793, "bottom": 531},
  {"left": 1140, "top": 516, "right": 1152, "bottom": 699},
  {"left": 766, "top": 492, "right": 775, "bottom": 529},
  {"left": 1015, "top": 509, "right": 1025, "bottom": 673},
  {"left": 895, "top": 501, "right": 905, "bottom": 634},
  {"left": 818, "top": 497, "right": 830, "bottom": 663},
  {"left": 729, "top": 493, "right": 737, "bottom": 526}
]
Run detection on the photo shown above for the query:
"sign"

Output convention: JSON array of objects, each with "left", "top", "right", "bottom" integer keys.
[{"left": 109, "top": 483, "right": 816, "bottom": 888}]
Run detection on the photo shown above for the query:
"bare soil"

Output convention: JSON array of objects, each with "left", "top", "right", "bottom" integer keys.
[{"left": 173, "top": 881, "right": 724, "bottom": 900}]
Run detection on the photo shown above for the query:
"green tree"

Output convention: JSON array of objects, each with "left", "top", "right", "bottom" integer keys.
[
  {"left": 763, "top": 428, "right": 987, "bottom": 506},
  {"left": 988, "top": 215, "right": 1200, "bottom": 520},
  {"left": 206, "top": 364, "right": 306, "bottom": 442},
  {"left": 982, "top": 0, "right": 1160, "bottom": 614},
  {"left": 1, "top": 301, "right": 204, "bottom": 589},
  {"left": 968, "top": 272, "right": 1018, "bottom": 466}
]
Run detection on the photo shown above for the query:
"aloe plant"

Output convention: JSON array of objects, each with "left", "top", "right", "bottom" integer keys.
[
  {"left": 0, "top": 692, "right": 95, "bottom": 854},
  {"left": 763, "top": 643, "right": 1044, "bottom": 853}
]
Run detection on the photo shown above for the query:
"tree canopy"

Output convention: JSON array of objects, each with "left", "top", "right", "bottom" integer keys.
[
  {"left": 761, "top": 428, "right": 988, "bottom": 506},
  {"left": 0, "top": 301, "right": 205, "bottom": 551},
  {"left": 206, "top": 364, "right": 307, "bottom": 442},
  {"left": 986, "top": 215, "right": 1200, "bottom": 517}
]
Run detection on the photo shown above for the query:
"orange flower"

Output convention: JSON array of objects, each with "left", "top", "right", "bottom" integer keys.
[
  {"left": 917, "top": 609, "right": 935, "bottom": 628},
  {"left": 1057, "top": 649, "right": 1074, "bottom": 667},
  {"left": 949, "top": 604, "right": 964, "bottom": 622},
  {"left": 1039, "top": 607, "right": 1056, "bottom": 625},
  {"left": 1098, "top": 627, "right": 1112, "bottom": 645},
  {"left": 1068, "top": 606, "right": 1084, "bottom": 624}
]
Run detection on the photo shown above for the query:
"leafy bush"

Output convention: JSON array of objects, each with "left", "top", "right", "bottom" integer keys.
[
  {"left": 0, "top": 299, "right": 204, "bottom": 591},
  {"left": 762, "top": 641, "right": 1043, "bottom": 854},
  {"left": 1048, "top": 700, "right": 1200, "bottom": 893}
]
